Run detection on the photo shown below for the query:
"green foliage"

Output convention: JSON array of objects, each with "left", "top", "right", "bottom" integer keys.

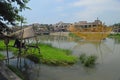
[
  {"left": 0, "top": 0, "right": 30, "bottom": 23},
  {"left": 26, "top": 54, "right": 40, "bottom": 63},
  {"left": 79, "top": 53, "right": 97, "bottom": 67},
  {"left": 69, "top": 33, "right": 79, "bottom": 37},
  {"left": 109, "top": 33, "right": 120, "bottom": 38},
  {"left": 0, "top": 40, "right": 6, "bottom": 50},
  {"left": 113, "top": 23, "right": 120, "bottom": 26},
  {"left": 84, "top": 55, "right": 97, "bottom": 67},
  {"left": 0, "top": 53, "right": 5, "bottom": 61},
  {"left": 79, "top": 53, "right": 86, "bottom": 63},
  {"left": 0, "top": 0, "right": 30, "bottom": 34}
]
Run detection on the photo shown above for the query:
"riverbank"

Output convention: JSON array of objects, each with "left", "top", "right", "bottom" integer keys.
[
  {"left": 0, "top": 40, "right": 77, "bottom": 66},
  {"left": 50, "top": 32, "right": 69, "bottom": 36},
  {"left": 108, "top": 33, "right": 120, "bottom": 39}
]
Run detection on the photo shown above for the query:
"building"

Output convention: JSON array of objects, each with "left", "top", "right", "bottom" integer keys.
[
  {"left": 53, "top": 21, "right": 71, "bottom": 32},
  {"left": 74, "top": 19, "right": 103, "bottom": 28}
]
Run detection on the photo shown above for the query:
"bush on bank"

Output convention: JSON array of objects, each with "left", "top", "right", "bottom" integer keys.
[
  {"left": 79, "top": 53, "right": 97, "bottom": 67},
  {"left": 109, "top": 33, "right": 120, "bottom": 38}
]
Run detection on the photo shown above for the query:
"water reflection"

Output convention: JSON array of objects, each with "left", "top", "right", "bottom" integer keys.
[
  {"left": 38, "top": 36, "right": 113, "bottom": 63},
  {"left": 73, "top": 40, "right": 114, "bottom": 63},
  {"left": 114, "top": 38, "right": 120, "bottom": 44}
]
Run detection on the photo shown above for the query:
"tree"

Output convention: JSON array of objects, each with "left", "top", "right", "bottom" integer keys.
[
  {"left": 0, "top": 0, "right": 30, "bottom": 34},
  {"left": 113, "top": 23, "right": 120, "bottom": 26}
]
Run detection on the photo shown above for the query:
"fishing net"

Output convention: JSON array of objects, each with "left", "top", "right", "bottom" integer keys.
[{"left": 68, "top": 24, "right": 112, "bottom": 41}]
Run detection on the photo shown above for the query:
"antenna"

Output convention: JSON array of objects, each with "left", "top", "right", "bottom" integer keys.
[{"left": 97, "top": 17, "right": 99, "bottom": 20}]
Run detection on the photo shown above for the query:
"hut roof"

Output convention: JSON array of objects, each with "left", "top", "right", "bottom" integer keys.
[{"left": 9, "top": 26, "right": 36, "bottom": 39}]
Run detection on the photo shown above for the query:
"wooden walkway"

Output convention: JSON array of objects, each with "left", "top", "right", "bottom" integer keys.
[{"left": 0, "top": 62, "right": 22, "bottom": 80}]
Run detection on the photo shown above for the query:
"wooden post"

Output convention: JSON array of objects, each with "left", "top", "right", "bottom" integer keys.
[{"left": 4, "top": 38, "right": 9, "bottom": 64}]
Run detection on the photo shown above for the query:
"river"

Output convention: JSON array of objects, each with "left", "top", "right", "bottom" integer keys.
[{"left": 4, "top": 35, "right": 120, "bottom": 80}]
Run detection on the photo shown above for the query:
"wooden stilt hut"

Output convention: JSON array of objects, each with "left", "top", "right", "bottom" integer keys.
[{"left": 5, "top": 26, "right": 40, "bottom": 61}]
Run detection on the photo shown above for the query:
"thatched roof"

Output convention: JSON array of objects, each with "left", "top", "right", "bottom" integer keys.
[{"left": 8, "top": 26, "right": 36, "bottom": 39}]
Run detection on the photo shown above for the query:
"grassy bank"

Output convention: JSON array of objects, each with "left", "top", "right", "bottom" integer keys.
[
  {"left": 69, "top": 33, "right": 79, "bottom": 38},
  {"left": 24, "top": 43, "right": 77, "bottom": 65},
  {"left": 38, "top": 43, "right": 77, "bottom": 65},
  {"left": 0, "top": 40, "right": 77, "bottom": 65},
  {"left": 109, "top": 33, "right": 120, "bottom": 38}
]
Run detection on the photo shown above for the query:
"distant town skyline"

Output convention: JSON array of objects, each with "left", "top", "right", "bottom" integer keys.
[{"left": 22, "top": 0, "right": 120, "bottom": 26}]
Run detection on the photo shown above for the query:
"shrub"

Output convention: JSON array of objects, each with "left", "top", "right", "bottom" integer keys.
[
  {"left": 79, "top": 53, "right": 86, "bottom": 63},
  {"left": 79, "top": 53, "right": 97, "bottom": 67}
]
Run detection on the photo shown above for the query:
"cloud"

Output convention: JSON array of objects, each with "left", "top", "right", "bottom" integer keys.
[
  {"left": 71, "top": 0, "right": 120, "bottom": 11},
  {"left": 72, "top": 0, "right": 105, "bottom": 7},
  {"left": 68, "top": 0, "right": 120, "bottom": 24},
  {"left": 25, "top": 0, "right": 120, "bottom": 25}
]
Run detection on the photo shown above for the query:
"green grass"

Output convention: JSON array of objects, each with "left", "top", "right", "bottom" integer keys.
[
  {"left": 0, "top": 40, "right": 6, "bottom": 50},
  {"left": 26, "top": 43, "right": 77, "bottom": 65},
  {"left": 69, "top": 33, "right": 79, "bottom": 38},
  {"left": 0, "top": 53, "right": 5, "bottom": 61},
  {"left": 0, "top": 40, "right": 78, "bottom": 66},
  {"left": 0, "top": 40, "right": 17, "bottom": 51},
  {"left": 0, "top": 40, "right": 17, "bottom": 61},
  {"left": 109, "top": 33, "right": 120, "bottom": 38}
]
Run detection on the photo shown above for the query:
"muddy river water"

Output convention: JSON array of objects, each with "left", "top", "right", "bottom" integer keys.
[{"left": 4, "top": 35, "right": 120, "bottom": 80}]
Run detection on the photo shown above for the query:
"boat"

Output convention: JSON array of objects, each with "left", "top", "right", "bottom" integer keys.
[{"left": 68, "top": 24, "right": 112, "bottom": 41}]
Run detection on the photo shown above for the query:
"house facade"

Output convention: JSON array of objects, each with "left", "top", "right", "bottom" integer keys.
[{"left": 74, "top": 19, "right": 103, "bottom": 28}]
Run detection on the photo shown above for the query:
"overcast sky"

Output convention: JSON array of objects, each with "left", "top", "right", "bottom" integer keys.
[{"left": 22, "top": 0, "right": 120, "bottom": 25}]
